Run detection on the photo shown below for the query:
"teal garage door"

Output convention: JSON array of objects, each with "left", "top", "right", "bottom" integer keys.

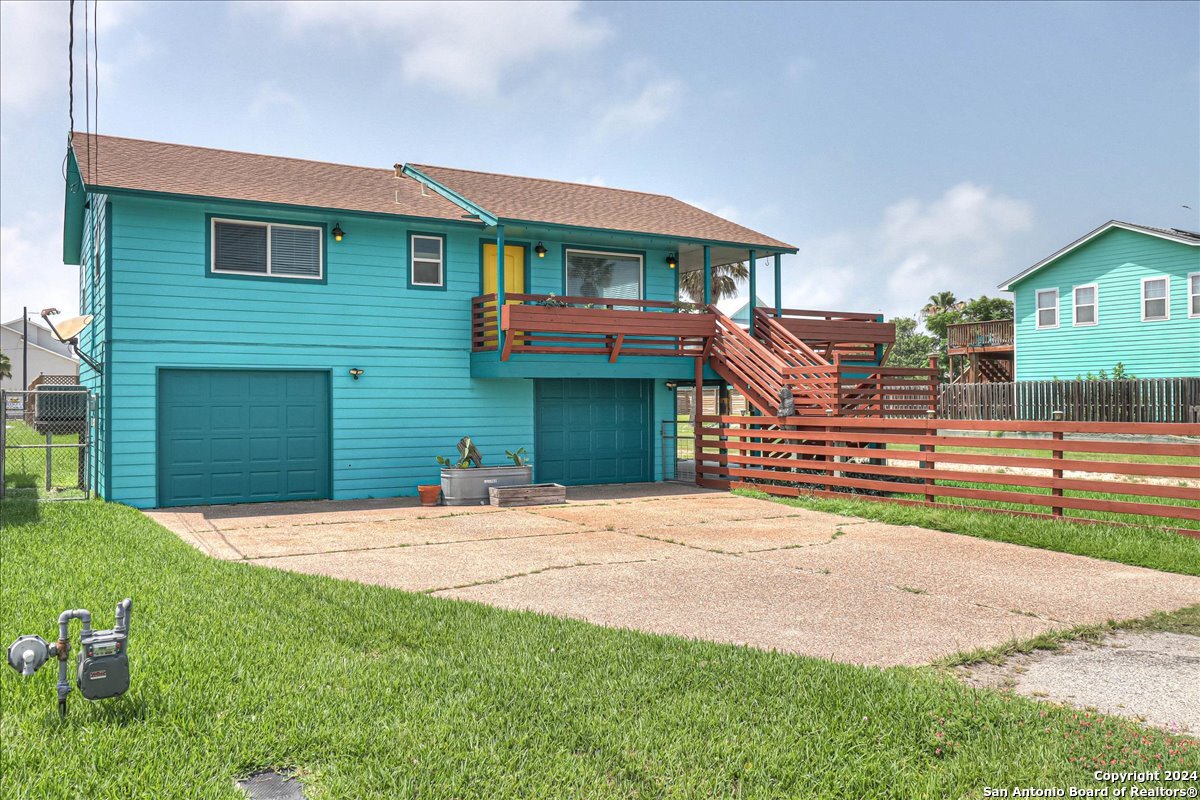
[
  {"left": 535, "top": 379, "right": 651, "bottom": 486},
  {"left": 158, "top": 369, "right": 330, "bottom": 507}
]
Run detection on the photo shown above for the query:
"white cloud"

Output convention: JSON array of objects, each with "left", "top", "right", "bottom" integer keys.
[
  {"left": 1, "top": 213, "right": 80, "bottom": 322},
  {"left": 254, "top": 0, "right": 609, "bottom": 98},
  {"left": 249, "top": 82, "right": 306, "bottom": 120},
  {"left": 1, "top": 0, "right": 144, "bottom": 115},
  {"left": 779, "top": 183, "right": 1033, "bottom": 319},
  {"left": 596, "top": 77, "right": 683, "bottom": 138}
]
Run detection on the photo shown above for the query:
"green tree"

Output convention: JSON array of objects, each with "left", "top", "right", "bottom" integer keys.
[
  {"left": 888, "top": 316, "right": 937, "bottom": 369},
  {"left": 962, "top": 295, "right": 1013, "bottom": 322},
  {"left": 921, "top": 291, "right": 964, "bottom": 319},
  {"left": 679, "top": 261, "right": 749, "bottom": 304},
  {"left": 0, "top": 352, "right": 11, "bottom": 380}
]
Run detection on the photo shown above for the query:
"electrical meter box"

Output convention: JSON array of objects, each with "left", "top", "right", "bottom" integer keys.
[{"left": 76, "top": 626, "right": 129, "bottom": 700}]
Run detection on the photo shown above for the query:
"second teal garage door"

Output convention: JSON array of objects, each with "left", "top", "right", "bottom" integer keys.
[
  {"left": 535, "top": 379, "right": 651, "bottom": 486},
  {"left": 157, "top": 369, "right": 330, "bottom": 507}
]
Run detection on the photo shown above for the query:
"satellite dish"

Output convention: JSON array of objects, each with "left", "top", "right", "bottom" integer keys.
[{"left": 48, "top": 315, "right": 94, "bottom": 342}]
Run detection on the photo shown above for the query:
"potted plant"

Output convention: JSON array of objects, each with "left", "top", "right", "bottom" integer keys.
[
  {"left": 436, "top": 436, "right": 533, "bottom": 506},
  {"left": 416, "top": 484, "right": 441, "bottom": 507}
]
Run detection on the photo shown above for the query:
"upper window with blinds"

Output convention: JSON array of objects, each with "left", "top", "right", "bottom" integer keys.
[
  {"left": 564, "top": 249, "right": 642, "bottom": 306},
  {"left": 211, "top": 219, "right": 323, "bottom": 280}
]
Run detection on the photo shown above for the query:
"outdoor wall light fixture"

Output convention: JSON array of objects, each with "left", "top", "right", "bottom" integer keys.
[
  {"left": 349, "top": 368, "right": 364, "bottom": 380},
  {"left": 534, "top": 242, "right": 547, "bottom": 258},
  {"left": 332, "top": 224, "right": 346, "bottom": 242},
  {"left": 666, "top": 253, "right": 678, "bottom": 270}
]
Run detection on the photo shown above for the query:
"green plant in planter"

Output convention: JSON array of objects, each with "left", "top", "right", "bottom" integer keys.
[
  {"left": 436, "top": 436, "right": 483, "bottom": 468},
  {"left": 504, "top": 447, "right": 528, "bottom": 467},
  {"left": 539, "top": 294, "right": 569, "bottom": 308}
]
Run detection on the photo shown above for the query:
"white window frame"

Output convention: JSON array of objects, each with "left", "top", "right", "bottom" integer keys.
[
  {"left": 1141, "top": 276, "right": 1170, "bottom": 322},
  {"left": 409, "top": 234, "right": 445, "bottom": 287},
  {"left": 563, "top": 248, "right": 645, "bottom": 301},
  {"left": 1072, "top": 283, "right": 1098, "bottom": 327},
  {"left": 1189, "top": 272, "right": 1199, "bottom": 319},
  {"left": 1035, "top": 288, "right": 1059, "bottom": 329},
  {"left": 210, "top": 218, "right": 324, "bottom": 280}
]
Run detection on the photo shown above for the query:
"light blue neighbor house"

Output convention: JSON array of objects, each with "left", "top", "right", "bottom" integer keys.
[
  {"left": 63, "top": 134, "right": 799, "bottom": 508},
  {"left": 999, "top": 221, "right": 1200, "bottom": 381}
]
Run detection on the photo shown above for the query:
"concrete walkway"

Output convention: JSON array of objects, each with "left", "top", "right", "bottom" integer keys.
[{"left": 145, "top": 485, "right": 1200, "bottom": 667}]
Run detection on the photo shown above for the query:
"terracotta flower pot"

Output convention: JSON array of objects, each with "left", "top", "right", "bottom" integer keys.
[{"left": 417, "top": 484, "right": 441, "bottom": 507}]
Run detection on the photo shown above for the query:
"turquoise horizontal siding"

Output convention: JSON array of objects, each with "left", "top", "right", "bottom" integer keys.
[
  {"left": 77, "top": 195, "right": 109, "bottom": 498},
  {"left": 1012, "top": 229, "right": 1200, "bottom": 381},
  {"left": 104, "top": 195, "right": 684, "bottom": 507}
]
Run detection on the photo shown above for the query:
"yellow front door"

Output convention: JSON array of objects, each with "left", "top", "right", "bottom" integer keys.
[{"left": 482, "top": 244, "right": 526, "bottom": 347}]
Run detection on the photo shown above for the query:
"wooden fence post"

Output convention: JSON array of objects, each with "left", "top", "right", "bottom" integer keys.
[
  {"left": 1051, "top": 409, "right": 1064, "bottom": 517},
  {"left": 921, "top": 409, "right": 936, "bottom": 504},
  {"left": 927, "top": 353, "right": 939, "bottom": 417}
]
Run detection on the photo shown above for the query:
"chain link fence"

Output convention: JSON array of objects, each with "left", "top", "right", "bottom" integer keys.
[{"left": 2, "top": 388, "right": 94, "bottom": 501}]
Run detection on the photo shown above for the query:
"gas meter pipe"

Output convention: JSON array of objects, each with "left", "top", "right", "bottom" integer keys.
[{"left": 54, "top": 608, "right": 92, "bottom": 717}]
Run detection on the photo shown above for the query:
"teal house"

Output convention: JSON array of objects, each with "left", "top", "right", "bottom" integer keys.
[
  {"left": 999, "top": 221, "right": 1200, "bottom": 381},
  {"left": 63, "top": 134, "right": 798, "bottom": 508}
]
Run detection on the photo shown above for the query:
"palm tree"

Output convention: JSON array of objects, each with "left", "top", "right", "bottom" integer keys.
[
  {"left": 0, "top": 352, "right": 11, "bottom": 380},
  {"left": 921, "top": 291, "right": 963, "bottom": 319},
  {"left": 679, "top": 261, "right": 749, "bottom": 304}
]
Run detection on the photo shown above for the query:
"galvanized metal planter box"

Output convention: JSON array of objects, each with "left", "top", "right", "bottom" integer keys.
[
  {"left": 440, "top": 465, "right": 533, "bottom": 506},
  {"left": 488, "top": 483, "right": 566, "bottom": 507}
]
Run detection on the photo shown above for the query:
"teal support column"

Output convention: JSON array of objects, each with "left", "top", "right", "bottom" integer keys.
[
  {"left": 747, "top": 250, "right": 757, "bottom": 335},
  {"left": 496, "top": 223, "right": 506, "bottom": 356},
  {"left": 774, "top": 253, "right": 782, "bottom": 317},
  {"left": 702, "top": 245, "right": 712, "bottom": 306}
]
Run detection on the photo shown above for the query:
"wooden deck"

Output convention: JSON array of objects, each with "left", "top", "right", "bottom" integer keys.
[
  {"left": 472, "top": 293, "right": 714, "bottom": 361},
  {"left": 947, "top": 319, "right": 1014, "bottom": 355}
]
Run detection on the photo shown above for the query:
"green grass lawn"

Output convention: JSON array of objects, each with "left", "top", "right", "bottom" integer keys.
[
  {"left": 2, "top": 499, "right": 1197, "bottom": 799},
  {"left": 887, "top": 441, "right": 1199, "bottom": 466},
  {"left": 735, "top": 488, "right": 1200, "bottom": 576}
]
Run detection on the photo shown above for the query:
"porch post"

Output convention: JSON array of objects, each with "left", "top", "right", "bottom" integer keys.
[
  {"left": 747, "top": 250, "right": 757, "bottom": 335},
  {"left": 702, "top": 245, "right": 712, "bottom": 306},
  {"left": 693, "top": 355, "right": 704, "bottom": 486},
  {"left": 496, "top": 223, "right": 506, "bottom": 355},
  {"left": 773, "top": 253, "right": 782, "bottom": 317}
]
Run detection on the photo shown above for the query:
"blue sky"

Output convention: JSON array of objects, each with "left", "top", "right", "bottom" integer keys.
[{"left": 2, "top": 0, "right": 1197, "bottom": 323}]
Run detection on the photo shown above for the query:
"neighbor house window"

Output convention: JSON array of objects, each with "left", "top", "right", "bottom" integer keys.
[
  {"left": 1141, "top": 277, "right": 1169, "bottom": 321},
  {"left": 410, "top": 234, "right": 444, "bottom": 287},
  {"left": 1190, "top": 273, "right": 1199, "bottom": 318},
  {"left": 1072, "top": 284, "right": 1097, "bottom": 326},
  {"left": 1035, "top": 288, "right": 1058, "bottom": 329},
  {"left": 565, "top": 249, "right": 643, "bottom": 306},
  {"left": 211, "top": 219, "right": 322, "bottom": 279}
]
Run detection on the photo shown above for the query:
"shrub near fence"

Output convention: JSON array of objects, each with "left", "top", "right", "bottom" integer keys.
[
  {"left": 694, "top": 415, "right": 1200, "bottom": 535},
  {"left": 939, "top": 378, "right": 1200, "bottom": 422}
]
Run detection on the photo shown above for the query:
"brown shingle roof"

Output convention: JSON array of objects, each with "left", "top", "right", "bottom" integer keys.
[
  {"left": 69, "top": 134, "right": 794, "bottom": 249},
  {"left": 71, "top": 133, "right": 466, "bottom": 222},
  {"left": 409, "top": 163, "right": 795, "bottom": 250}
]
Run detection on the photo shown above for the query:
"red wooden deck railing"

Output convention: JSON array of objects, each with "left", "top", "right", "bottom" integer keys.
[
  {"left": 694, "top": 414, "right": 1200, "bottom": 534},
  {"left": 771, "top": 308, "right": 895, "bottom": 362},
  {"left": 472, "top": 293, "right": 714, "bottom": 361}
]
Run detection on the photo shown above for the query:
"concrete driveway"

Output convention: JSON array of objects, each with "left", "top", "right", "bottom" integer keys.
[{"left": 146, "top": 485, "right": 1200, "bottom": 667}]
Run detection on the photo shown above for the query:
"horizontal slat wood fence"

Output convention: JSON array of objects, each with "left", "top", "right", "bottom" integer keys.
[
  {"left": 940, "top": 378, "right": 1200, "bottom": 422},
  {"left": 695, "top": 414, "right": 1200, "bottom": 535}
]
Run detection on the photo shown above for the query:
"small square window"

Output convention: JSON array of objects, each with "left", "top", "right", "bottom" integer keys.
[
  {"left": 1142, "top": 277, "right": 1169, "bottom": 321},
  {"left": 1035, "top": 288, "right": 1058, "bottom": 329}
]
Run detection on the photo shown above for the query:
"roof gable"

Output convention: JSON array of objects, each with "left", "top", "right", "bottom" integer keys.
[{"left": 1000, "top": 220, "right": 1200, "bottom": 290}]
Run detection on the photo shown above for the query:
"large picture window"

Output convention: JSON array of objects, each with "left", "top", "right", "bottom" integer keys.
[
  {"left": 565, "top": 249, "right": 643, "bottom": 305},
  {"left": 211, "top": 219, "right": 322, "bottom": 279}
]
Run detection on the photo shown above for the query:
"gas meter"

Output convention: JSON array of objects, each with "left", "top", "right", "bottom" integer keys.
[{"left": 6, "top": 598, "right": 132, "bottom": 716}]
